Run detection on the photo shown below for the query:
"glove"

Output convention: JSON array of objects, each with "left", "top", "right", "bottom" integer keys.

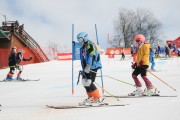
[
  {"left": 84, "top": 64, "right": 90, "bottom": 73},
  {"left": 28, "top": 57, "right": 33, "bottom": 61},
  {"left": 131, "top": 62, "right": 137, "bottom": 69},
  {"left": 138, "top": 60, "right": 144, "bottom": 67}
]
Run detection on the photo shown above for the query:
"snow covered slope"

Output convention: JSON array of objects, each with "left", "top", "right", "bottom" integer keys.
[{"left": 0, "top": 56, "right": 180, "bottom": 120}]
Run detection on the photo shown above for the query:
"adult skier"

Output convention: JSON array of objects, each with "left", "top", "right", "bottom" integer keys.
[
  {"left": 77, "top": 32, "right": 102, "bottom": 106},
  {"left": 129, "top": 34, "right": 157, "bottom": 96}
]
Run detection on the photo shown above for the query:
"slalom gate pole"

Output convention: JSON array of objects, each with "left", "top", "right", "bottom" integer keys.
[
  {"left": 72, "top": 24, "right": 74, "bottom": 95},
  {"left": 146, "top": 69, "right": 176, "bottom": 91},
  {"left": 90, "top": 70, "right": 135, "bottom": 87},
  {"left": 95, "top": 24, "right": 104, "bottom": 94}
]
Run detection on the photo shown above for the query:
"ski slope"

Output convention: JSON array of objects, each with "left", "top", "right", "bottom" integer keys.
[{"left": 0, "top": 55, "right": 180, "bottom": 120}]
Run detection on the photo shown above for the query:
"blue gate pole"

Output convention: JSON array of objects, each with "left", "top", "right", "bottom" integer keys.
[
  {"left": 72, "top": 24, "right": 74, "bottom": 95},
  {"left": 95, "top": 24, "right": 104, "bottom": 94}
]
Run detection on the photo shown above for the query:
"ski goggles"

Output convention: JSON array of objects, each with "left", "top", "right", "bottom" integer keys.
[{"left": 77, "top": 37, "right": 84, "bottom": 43}]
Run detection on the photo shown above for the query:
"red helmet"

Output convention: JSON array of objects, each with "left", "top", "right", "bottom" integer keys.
[{"left": 134, "top": 34, "right": 145, "bottom": 43}]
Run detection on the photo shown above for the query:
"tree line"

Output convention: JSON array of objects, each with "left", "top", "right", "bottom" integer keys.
[{"left": 109, "top": 8, "right": 163, "bottom": 48}]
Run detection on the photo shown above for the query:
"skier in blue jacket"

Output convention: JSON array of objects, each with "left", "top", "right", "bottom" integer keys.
[
  {"left": 149, "top": 48, "right": 155, "bottom": 71},
  {"left": 77, "top": 32, "right": 102, "bottom": 106}
]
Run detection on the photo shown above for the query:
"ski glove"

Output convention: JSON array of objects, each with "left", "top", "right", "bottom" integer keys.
[
  {"left": 131, "top": 62, "right": 137, "bottom": 69},
  {"left": 138, "top": 60, "right": 144, "bottom": 67},
  {"left": 84, "top": 64, "right": 90, "bottom": 73},
  {"left": 28, "top": 57, "right": 33, "bottom": 61}
]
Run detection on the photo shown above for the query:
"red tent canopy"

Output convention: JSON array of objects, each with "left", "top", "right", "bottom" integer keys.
[{"left": 166, "top": 36, "right": 180, "bottom": 48}]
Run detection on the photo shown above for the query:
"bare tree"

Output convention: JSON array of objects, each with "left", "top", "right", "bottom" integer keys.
[
  {"left": 111, "top": 8, "right": 162, "bottom": 48},
  {"left": 47, "top": 41, "right": 59, "bottom": 60},
  {"left": 134, "top": 9, "right": 162, "bottom": 47},
  {"left": 46, "top": 41, "right": 71, "bottom": 60},
  {"left": 112, "top": 8, "right": 136, "bottom": 47}
]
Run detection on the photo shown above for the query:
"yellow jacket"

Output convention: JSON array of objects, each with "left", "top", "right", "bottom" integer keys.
[{"left": 136, "top": 43, "right": 150, "bottom": 66}]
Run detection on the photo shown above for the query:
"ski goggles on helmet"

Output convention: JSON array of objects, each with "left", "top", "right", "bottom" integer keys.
[{"left": 77, "top": 37, "right": 84, "bottom": 43}]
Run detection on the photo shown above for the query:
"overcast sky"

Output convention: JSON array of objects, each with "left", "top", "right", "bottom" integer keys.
[{"left": 0, "top": 0, "right": 180, "bottom": 50}]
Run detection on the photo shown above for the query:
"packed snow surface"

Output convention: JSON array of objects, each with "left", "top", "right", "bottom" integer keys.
[{"left": 0, "top": 55, "right": 180, "bottom": 120}]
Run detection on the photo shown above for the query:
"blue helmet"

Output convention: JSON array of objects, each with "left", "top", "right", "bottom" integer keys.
[{"left": 77, "top": 32, "right": 89, "bottom": 43}]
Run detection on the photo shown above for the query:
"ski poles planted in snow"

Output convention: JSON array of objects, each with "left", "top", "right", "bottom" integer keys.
[
  {"left": 94, "top": 81, "right": 120, "bottom": 101},
  {"left": 146, "top": 69, "right": 176, "bottom": 91}
]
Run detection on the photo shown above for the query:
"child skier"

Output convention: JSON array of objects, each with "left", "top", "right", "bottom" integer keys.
[
  {"left": 77, "top": 32, "right": 102, "bottom": 106},
  {"left": 15, "top": 49, "right": 32, "bottom": 80},
  {"left": 6, "top": 47, "right": 17, "bottom": 80},
  {"left": 129, "top": 34, "right": 157, "bottom": 96},
  {"left": 6, "top": 48, "right": 32, "bottom": 80}
]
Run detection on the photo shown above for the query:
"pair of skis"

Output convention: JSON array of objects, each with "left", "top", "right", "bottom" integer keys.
[
  {"left": 46, "top": 95, "right": 177, "bottom": 109},
  {"left": 0, "top": 79, "right": 40, "bottom": 82},
  {"left": 104, "top": 95, "right": 177, "bottom": 98},
  {"left": 46, "top": 104, "right": 127, "bottom": 109}
]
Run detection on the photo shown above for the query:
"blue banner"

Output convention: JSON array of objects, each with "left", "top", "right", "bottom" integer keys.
[{"left": 72, "top": 41, "right": 82, "bottom": 60}]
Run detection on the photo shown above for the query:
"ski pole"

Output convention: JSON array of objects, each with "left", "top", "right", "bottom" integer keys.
[
  {"left": 146, "top": 69, "right": 176, "bottom": 91},
  {"left": 107, "top": 76, "right": 135, "bottom": 87},
  {"left": 94, "top": 81, "right": 120, "bottom": 101},
  {"left": 90, "top": 70, "right": 135, "bottom": 87}
]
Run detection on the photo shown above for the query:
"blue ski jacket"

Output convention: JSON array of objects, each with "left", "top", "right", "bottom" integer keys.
[{"left": 80, "top": 41, "right": 102, "bottom": 70}]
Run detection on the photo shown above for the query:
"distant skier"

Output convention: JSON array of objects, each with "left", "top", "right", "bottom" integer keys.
[
  {"left": 6, "top": 47, "right": 17, "bottom": 80},
  {"left": 129, "top": 34, "right": 157, "bottom": 96},
  {"left": 15, "top": 49, "right": 32, "bottom": 80},
  {"left": 120, "top": 48, "right": 125, "bottom": 60},
  {"left": 149, "top": 48, "right": 155, "bottom": 71},
  {"left": 165, "top": 45, "right": 170, "bottom": 58},
  {"left": 130, "top": 45, "right": 134, "bottom": 57},
  {"left": 77, "top": 32, "right": 102, "bottom": 106},
  {"left": 6, "top": 48, "right": 32, "bottom": 81},
  {"left": 172, "top": 43, "right": 177, "bottom": 52}
]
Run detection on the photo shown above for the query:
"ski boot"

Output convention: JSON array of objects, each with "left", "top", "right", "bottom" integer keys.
[
  {"left": 142, "top": 87, "right": 160, "bottom": 96},
  {"left": 78, "top": 97, "right": 94, "bottom": 106},
  {"left": 91, "top": 98, "right": 107, "bottom": 106},
  {"left": 128, "top": 87, "right": 143, "bottom": 96},
  {"left": 6, "top": 76, "right": 13, "bottom": 81},
  {"left": 16, "top": 76, "right": 23, "bottom": 80}
]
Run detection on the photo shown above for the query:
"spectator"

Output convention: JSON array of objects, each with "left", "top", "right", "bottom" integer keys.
[
  {"left": 131, "top": 45, "right": 134, "bottom": 57},
  {"left": 172, "top": 43, "right": 177, "bottom": 52}
]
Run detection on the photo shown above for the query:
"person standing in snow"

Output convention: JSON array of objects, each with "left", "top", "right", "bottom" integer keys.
[
  {"left": 15, "top": 49, "right": 32, "bottom": 80},
  {"left": 129, "top": 34, "right": 157, "bottom": 96},
  {"left": 149, "top": 48, "right": 155, "bottom": 71},
  {"left": 6, "top": 47, "right": 17, "bottom": 80},
  {"left": 165, "top": 45, "right": 170, "bottom": 58},
  {"left": 120, "top": 48, "right": 125, "bottom": 60},
  {"left": 77, "top": 32, "right": 102, "bottom": 106},
  {"left": 6, "top": 48, "right": 32, "bottom": 80},
  {"left": 172, "top": 43, "right": 177, "bottom": 52},
  {"left": 130, "top": 45, "right": 134, "bottom": 57}
]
